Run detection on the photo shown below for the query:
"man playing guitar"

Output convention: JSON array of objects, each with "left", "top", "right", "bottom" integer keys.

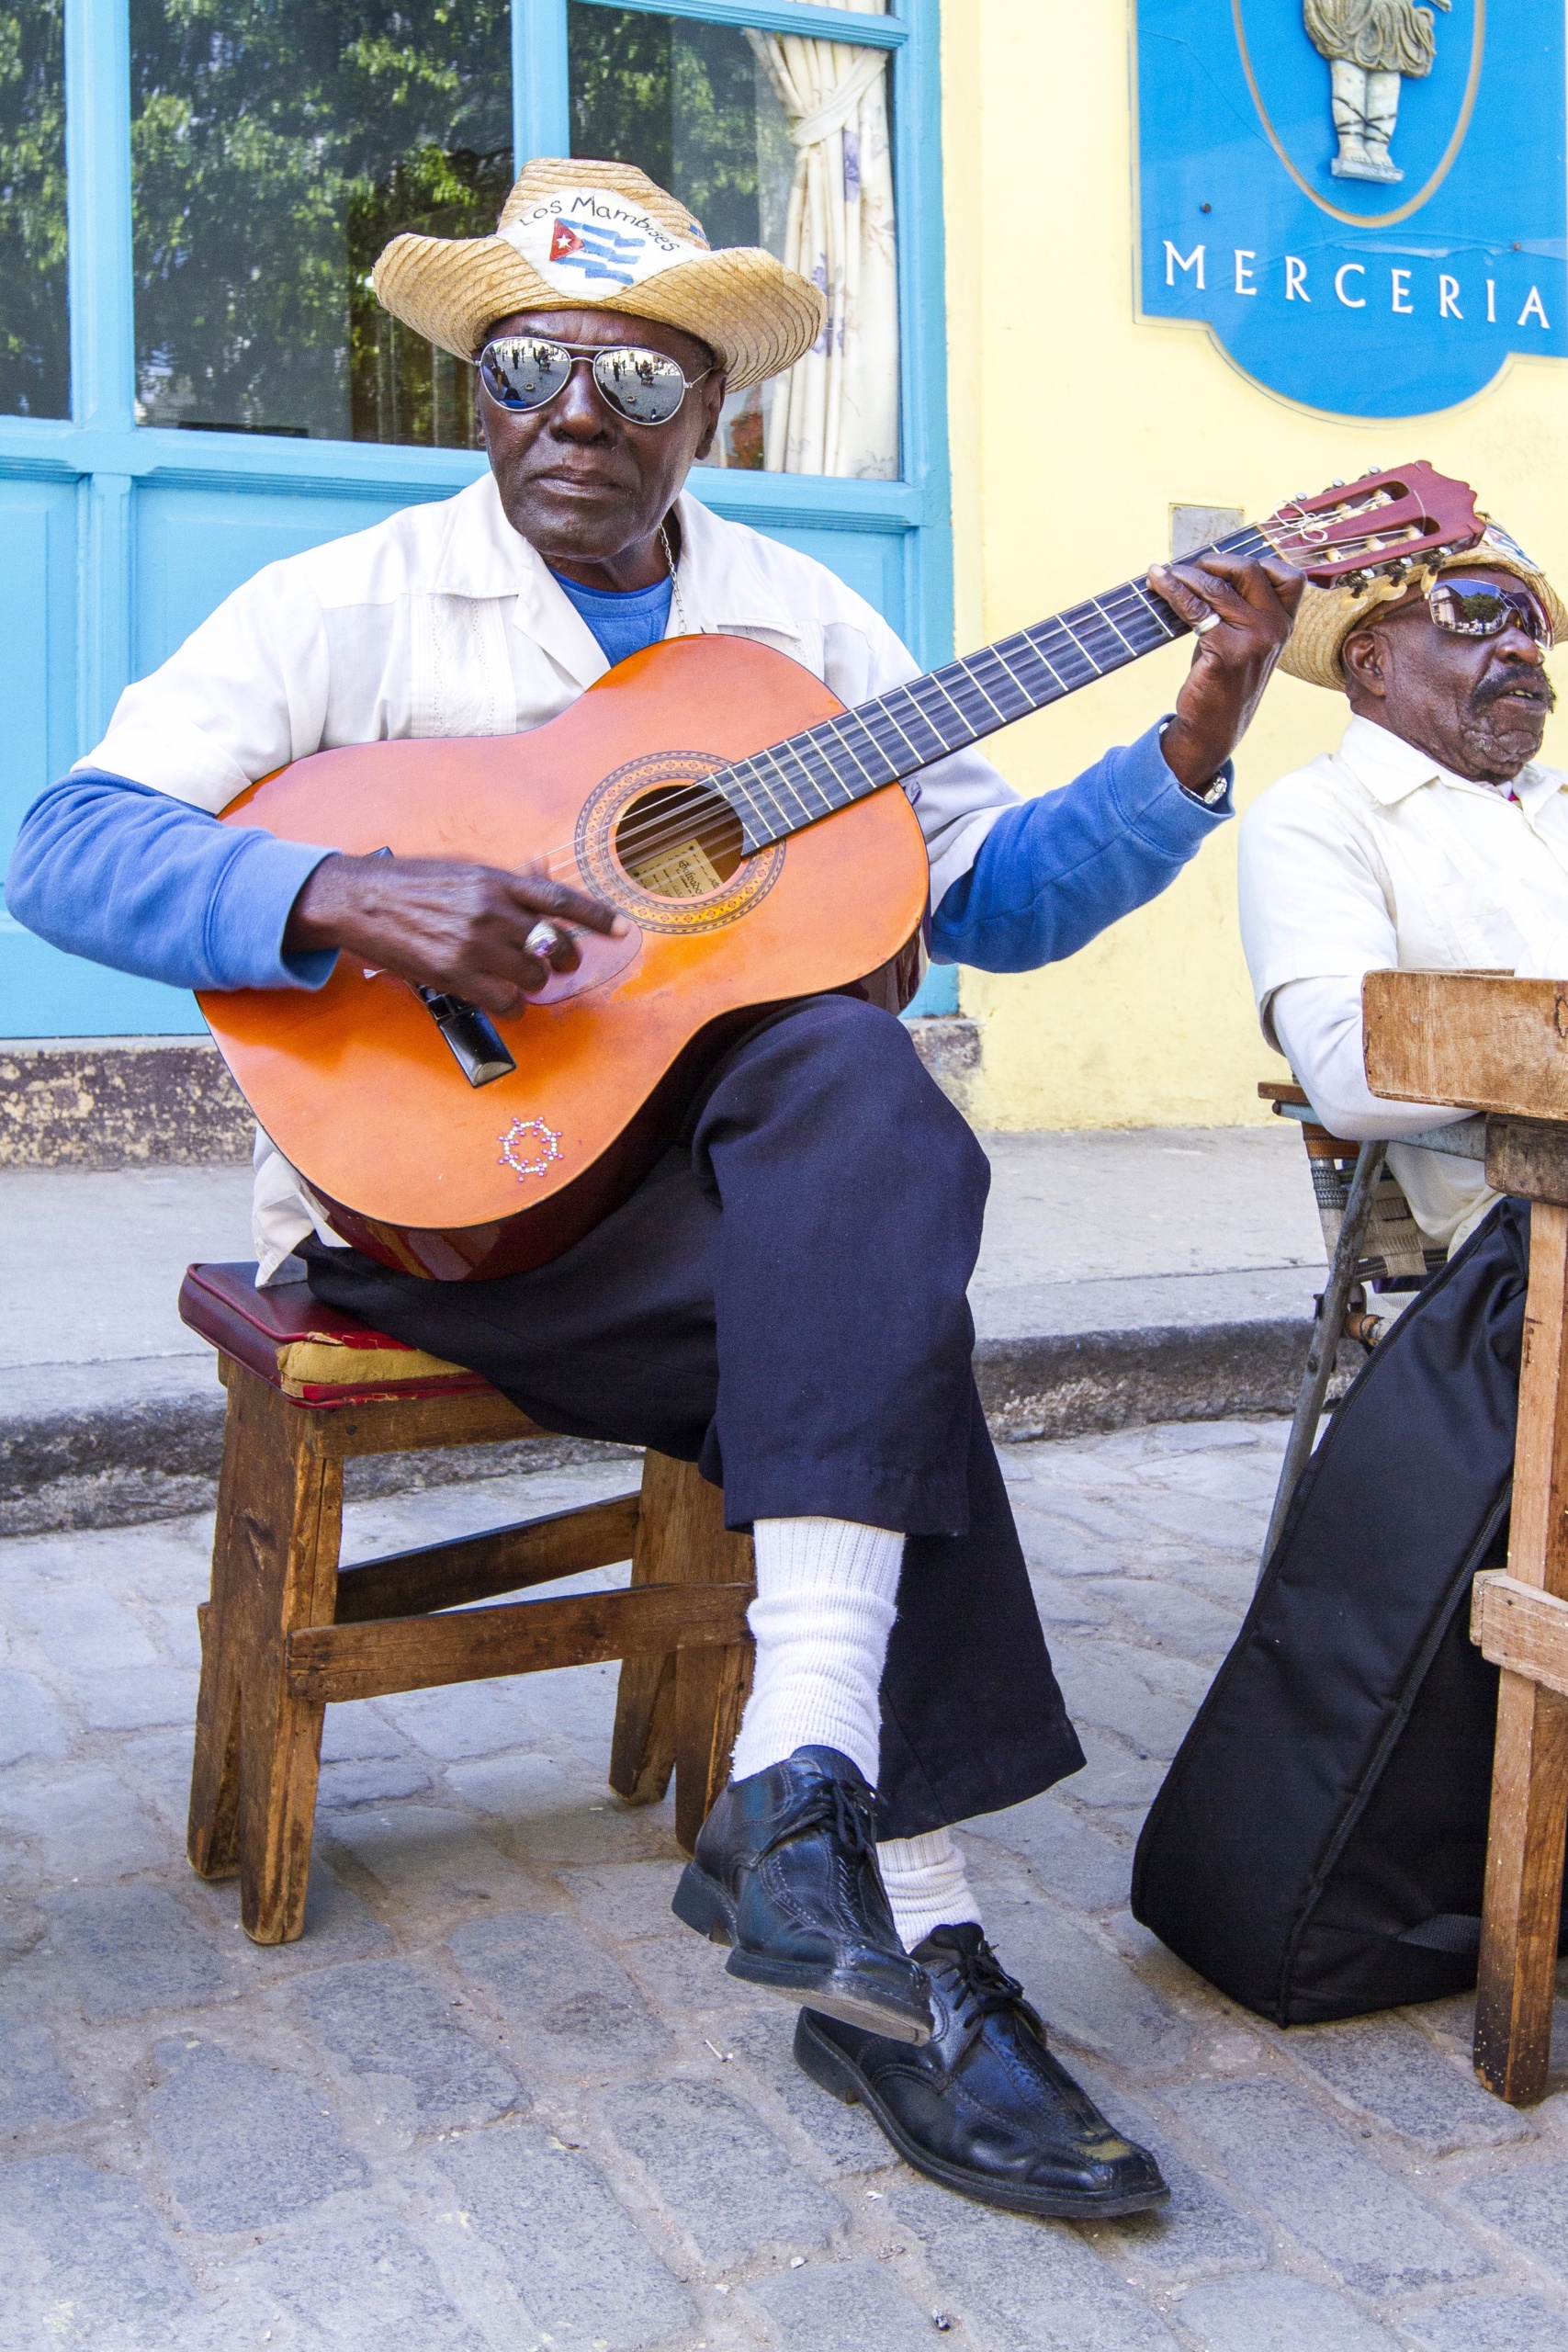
[{"left": 7, "top": 157, "right": 1299, "bottom": 2219}]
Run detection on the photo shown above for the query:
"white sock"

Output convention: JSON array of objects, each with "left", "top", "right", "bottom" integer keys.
[
  {"left": 877, "top": 1826, "right": 984, "bottom": 1953},
  {"left": 728, "top": 1517, "right": 904, "bottom": 1788}
]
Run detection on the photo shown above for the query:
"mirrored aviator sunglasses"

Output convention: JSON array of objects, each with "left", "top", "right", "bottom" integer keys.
[
  {"left": 479, "top": 335, "right": 708, "bottom": 426},
  {"left": 1427, "top": 576, "right": 1555, "bottom": 650}
]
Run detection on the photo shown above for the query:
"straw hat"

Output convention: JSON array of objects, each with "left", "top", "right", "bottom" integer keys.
[
  {"left": 1280, "top": 523, "right": 1567, "bottom": 692},
  {"left": 372, "top": 157, "right": 826, "bottom": 393}
]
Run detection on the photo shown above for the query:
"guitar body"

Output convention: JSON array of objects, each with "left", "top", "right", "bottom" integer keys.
[{"left": 200, "top": 633, "right": 930, "bottom": 1280}]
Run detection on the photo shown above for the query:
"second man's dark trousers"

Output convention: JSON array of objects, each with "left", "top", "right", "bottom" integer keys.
[{"left": 304, "top": 992, "right": 1083, "bottom": 1838}]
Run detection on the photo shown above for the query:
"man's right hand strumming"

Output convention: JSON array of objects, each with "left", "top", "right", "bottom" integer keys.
[{"left": 284, "top": 852, "right": 626, "bottom": 1016}]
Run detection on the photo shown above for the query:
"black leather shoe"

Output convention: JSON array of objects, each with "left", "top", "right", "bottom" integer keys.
[
  {"left": 794, "top": 1923, "right": 1168, "bottom": 2218},
  {"left": 671, "top": 1747, "right": 933, "bottom": 2044}
]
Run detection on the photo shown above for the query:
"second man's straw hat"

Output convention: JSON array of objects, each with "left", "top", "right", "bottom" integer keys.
[
  {"left": 373, "top": 156, "right": 827, "bottom": 393},
  {"left": 1280, "top": 524, "right": 1567, "bottom": 693}
]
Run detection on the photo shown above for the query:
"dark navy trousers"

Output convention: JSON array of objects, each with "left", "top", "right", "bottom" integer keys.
[{"left": 304, "top": 994, "right": 1083, "bottom": 1838}]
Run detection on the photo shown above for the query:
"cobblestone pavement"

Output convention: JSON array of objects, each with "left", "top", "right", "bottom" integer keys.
[{"left": 5, "top": 1421, "right": 1568, "bottom": 2350}]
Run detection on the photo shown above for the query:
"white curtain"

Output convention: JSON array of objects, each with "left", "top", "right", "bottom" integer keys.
[{"left": 747, "top": 6, "right": 899, "bottom": 481}]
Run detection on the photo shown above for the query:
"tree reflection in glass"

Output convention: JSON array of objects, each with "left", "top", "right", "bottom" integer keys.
[
  {"left": 0, "top": 0, "right": 69, "bottom": 421},
  {"left": 130, "top": 0, "right": 512, "bottom": 445},
  {"left": 569, "top": 6, "right": 794, "bottom": 469}
]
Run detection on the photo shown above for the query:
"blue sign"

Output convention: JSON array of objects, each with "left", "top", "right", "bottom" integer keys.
[{"left": 1135, "top": 2, "right": 1567, "bottom": 416}]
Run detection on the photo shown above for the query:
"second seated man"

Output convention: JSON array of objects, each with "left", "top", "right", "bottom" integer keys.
[{"left": 1240, "top": 524, "right": 1567, "bottom": 1257}]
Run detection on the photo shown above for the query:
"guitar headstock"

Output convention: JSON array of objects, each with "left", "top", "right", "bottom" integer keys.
[{"left": 1260, "top": 463, "right": 1484, "bottom": 593}]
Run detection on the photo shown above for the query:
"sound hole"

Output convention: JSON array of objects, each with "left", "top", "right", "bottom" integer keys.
[{"left": 614, "top": 782, "right": 743, "bottom": 900}]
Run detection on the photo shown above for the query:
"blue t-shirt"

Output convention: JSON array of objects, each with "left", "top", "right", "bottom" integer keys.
[{"left": 549, "top": 568, "right": 673, "bottom": 668}]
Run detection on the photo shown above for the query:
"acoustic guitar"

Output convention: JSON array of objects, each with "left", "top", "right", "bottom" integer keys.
[{"left": 201, "top": 462, "right": 1483, "bottom": 1280}]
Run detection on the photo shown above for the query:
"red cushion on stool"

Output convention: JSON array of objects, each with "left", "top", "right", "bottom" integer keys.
[{"left": 179, "top": 1262, "right": 496, "bottom": 1408}]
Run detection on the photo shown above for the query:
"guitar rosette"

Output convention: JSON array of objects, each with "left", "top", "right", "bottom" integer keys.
[{"left": 574, "top": 750, "right": 785, "bottom": 935}]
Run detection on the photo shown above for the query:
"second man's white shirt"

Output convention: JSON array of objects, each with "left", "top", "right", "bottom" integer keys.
[{"left": 1238, "top": 712, "right": 1568, "bottom": 1250}]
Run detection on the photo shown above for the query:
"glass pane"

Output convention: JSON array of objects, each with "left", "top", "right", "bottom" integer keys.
[
  {"left": 0, "top": 0, "right": 69, "bottom": 419},
  {"left": 130, "top": 2, "right": 512, "bottom": 446},
  {"left": 568, "top": 4, "right": 898, "bottom": 479}
]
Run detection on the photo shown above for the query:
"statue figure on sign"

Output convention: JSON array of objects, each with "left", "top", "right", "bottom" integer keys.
[{"left": 1303, "top": 0, "right": 1450, "bottom": 183}]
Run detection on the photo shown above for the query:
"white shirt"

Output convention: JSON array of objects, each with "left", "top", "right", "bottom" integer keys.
[
  {"left": 1238, "top": 713, "right": 1568, "bottom": 1250},
  {"left": 81, "top": 472, "right": 1018, "bottom": 1279}
]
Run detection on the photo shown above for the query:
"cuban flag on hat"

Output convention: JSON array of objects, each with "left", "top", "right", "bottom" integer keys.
[
  {"left": 501, "top": 188, "right": 698, "bottom": 293},
  {"left": 547, "top": 217, "right": 648, "bottom": 288}
]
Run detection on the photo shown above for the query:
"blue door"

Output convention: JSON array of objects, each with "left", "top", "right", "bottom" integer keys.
[{"left": 0, "top": 0, "right": 955, "bottom": 1036}]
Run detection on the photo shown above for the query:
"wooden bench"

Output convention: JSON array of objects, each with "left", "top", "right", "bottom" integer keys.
[
  {"left": 178, "top": 1261, "right": 755, "bottom": 1946},
  {"left": 1366, "top": 970, "right": 1568, "bottom": 2102}
]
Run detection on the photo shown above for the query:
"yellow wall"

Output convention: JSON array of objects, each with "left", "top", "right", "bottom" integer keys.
[{"left": 940, "top": 0, "right": 1568, "bottom": 1130}]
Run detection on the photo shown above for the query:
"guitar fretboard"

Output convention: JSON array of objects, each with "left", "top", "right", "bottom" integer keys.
[{"left": 716, "top": 522, "right": 1273, "bottom": 852}]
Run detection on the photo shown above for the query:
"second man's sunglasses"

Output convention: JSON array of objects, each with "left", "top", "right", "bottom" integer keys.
[
  {"left": 1426, "top": 577, "right": 1555, "bottom": 650},
  {"left": 479, "top": 334, "right": 712, "bottom": 427}
]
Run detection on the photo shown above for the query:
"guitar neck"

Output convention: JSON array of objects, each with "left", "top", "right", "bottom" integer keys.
[{"left": 719, "top": 521, "right": 1274, "bottom": 853}]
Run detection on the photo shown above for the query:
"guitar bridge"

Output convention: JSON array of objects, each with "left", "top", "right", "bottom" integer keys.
[{"left": 415, "top": 989, "right": 517, "bottom": 1087}]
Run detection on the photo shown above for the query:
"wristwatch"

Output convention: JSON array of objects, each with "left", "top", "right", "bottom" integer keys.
[{"left": 1158, "top": 718, "right": 1230, "bottom": 806}]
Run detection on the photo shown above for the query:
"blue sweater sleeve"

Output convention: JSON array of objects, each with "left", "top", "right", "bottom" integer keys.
[
  {"left": 929, "top": 721, "right": 1233, "bottom": 972},
  {"left": 4, "top": 771, "right": 338, "bottom": 992}
]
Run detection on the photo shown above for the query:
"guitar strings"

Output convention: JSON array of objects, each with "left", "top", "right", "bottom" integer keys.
[
  {"left": 513, "top": 518, "right": 1312, "bottom": 885},
  {"left": 548, "top": 561, "right": 1204, "bottom": 876},
  {"left": 455, "top": 526, "right": 1246, "bottom": 887},
  {"left": 493, "top": 570, "right": 1201, "bottom": 888},
  {"left": 440, "top": 513, "right": 1416, "bottom": 896},
  {"left": 457, "top": 549, "right": 1245, "bottom": 889},
  {"left": 508, "top": 520, "right": 1312, "bottom": 879}
]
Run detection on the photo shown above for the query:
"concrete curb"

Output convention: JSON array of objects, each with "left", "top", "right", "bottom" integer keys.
[
  {"left": 1, "top": 1317, "right": 1334, "bottom": 1538},
  {"left": 0, "top": 1417, "right": 644, "bottom": 1543},
  {"left": 975, "top": 1317, "right": 1327, "bottom": 1442},
  {"left": 0, "top": 1039, "right": 253, "bottom": 1169},
  {"left": 0, "top": 1368, "right": 639, "bottom": 1539}
]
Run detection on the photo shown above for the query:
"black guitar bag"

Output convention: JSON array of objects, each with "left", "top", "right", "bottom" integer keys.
[{"left": 1131, "top": 1197, "right": 1531, "bottom": 2025}]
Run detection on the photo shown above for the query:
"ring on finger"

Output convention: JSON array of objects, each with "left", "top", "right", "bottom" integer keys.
[
  {"left": 1191, "top": 610, "right": 1223, "bottom": 637},
  {"left": 525, "top": 921, "right": 564, "bottom": 960}
]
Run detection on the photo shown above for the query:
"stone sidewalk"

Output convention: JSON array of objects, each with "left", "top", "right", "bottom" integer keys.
[{"left": 6, "top": 1421, "right": 1568, "bottom": 2351}]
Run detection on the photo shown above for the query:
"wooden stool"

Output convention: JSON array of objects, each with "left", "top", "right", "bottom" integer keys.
[
  {"left": 1366, "top": 972, "right": 1568, "bottom": 2103},
  {"left": 178, "top": 1261, "right": 755, "bottom": 1946}
]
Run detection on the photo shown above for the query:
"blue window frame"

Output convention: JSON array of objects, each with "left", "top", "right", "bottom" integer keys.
[{"left": 0, "top": 0, "right": 953, "bottom": 1035}]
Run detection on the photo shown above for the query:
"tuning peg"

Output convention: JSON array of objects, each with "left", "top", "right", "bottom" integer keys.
[{"left": 1332, "top": 478, "right": 1346, "bottom": 487}]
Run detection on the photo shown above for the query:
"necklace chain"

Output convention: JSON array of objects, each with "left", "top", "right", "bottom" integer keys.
[{"left": 659, "top": 523, "right": 690, "bottom": 637}]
